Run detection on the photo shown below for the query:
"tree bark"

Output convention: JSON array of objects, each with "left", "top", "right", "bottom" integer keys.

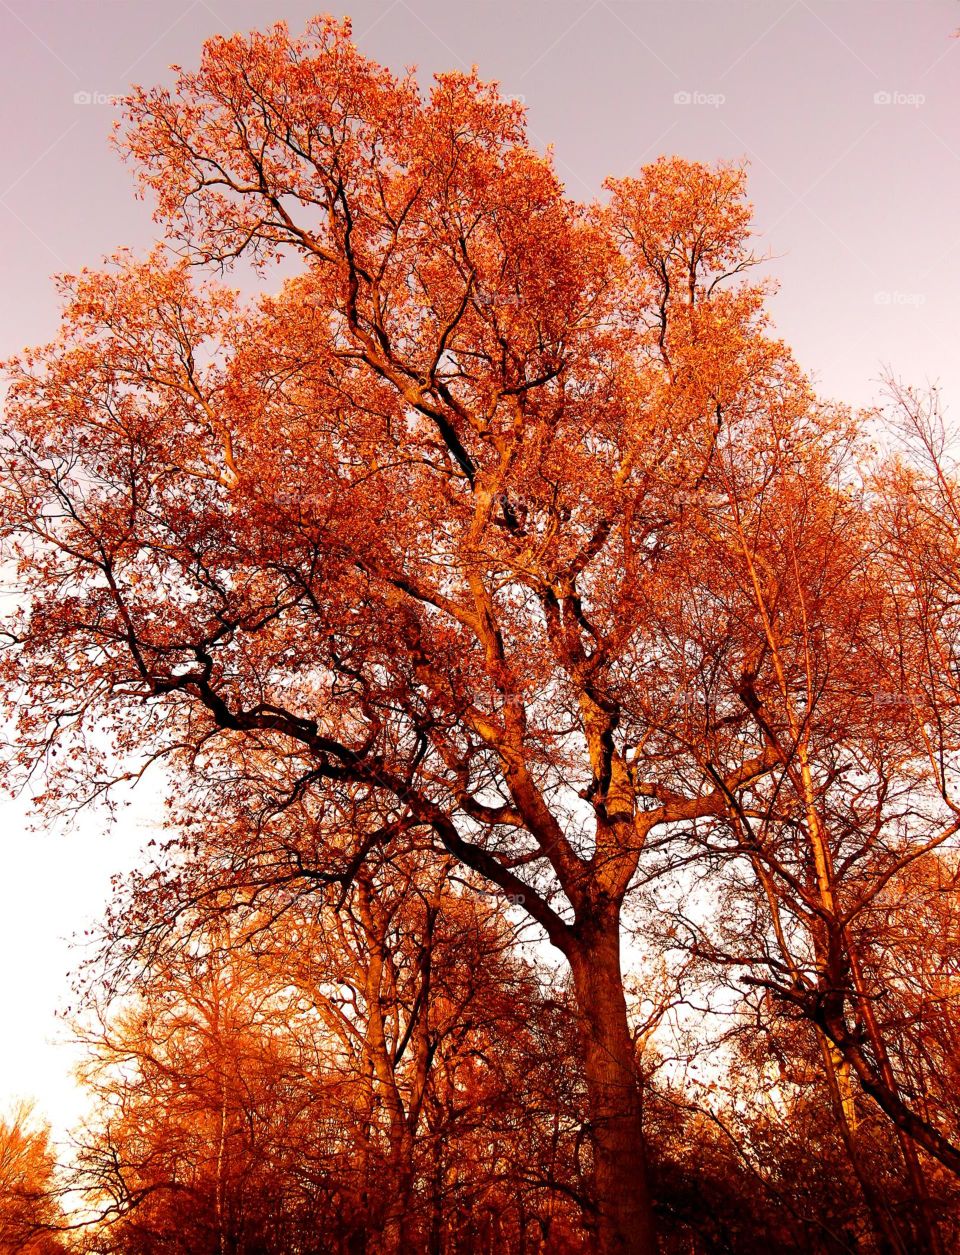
[
  {"left": 816, "top": 1030, "right": 906, "bottom": 1255},
  {"left": 379, "top": 1144, "right": 415, "bottom": 1255},
  {"left": 567, "top": 913, "right": 656, "bottom": 1255}
]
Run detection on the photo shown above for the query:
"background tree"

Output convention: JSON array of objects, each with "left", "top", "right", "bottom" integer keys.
[
  {"left": 73, "top": 843, "right": 591, "bottom": 1253},
  {"left": 0, "top": 1103, "right": 66, "bottom": 1255},
  {"left": 73, "top": 921, "right": 340, "bottom": 1253},
  {"left": 614, "top": 385, "right": 960, "bottom": 1251}
]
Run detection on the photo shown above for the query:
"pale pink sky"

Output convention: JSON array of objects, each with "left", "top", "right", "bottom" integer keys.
[{"left": 0, "top": 0, "right": 958, "bottom": 1130}]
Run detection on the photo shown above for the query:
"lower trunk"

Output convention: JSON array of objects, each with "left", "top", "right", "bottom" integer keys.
[
  {"left": 379, "top": 1132, "right": 415, "bottom": 1255},
  {"left": 817, "top": 1030, "right": 906, "bottom": 1255},
  {"left": 568, "top": 915, "right": 656, "bottom": 1255}
]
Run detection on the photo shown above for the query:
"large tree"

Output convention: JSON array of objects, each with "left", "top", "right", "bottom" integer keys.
[{"left": 0, "top": 16, "right": 894, "bottom": 1251}]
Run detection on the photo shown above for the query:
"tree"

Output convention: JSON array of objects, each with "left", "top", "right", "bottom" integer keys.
[
  {"left": 0, "top": 16, "right": 885, "bottom": 1251},
  {"left": 73, "top": 920, "right": 341, "bottom": 1253},
  {"left": 73, "top": 850, "right": 591, "bottom": 1253},
  {"left": 590, "top": 366, "right": 960, "bottom": 1252},
  {"left": 0, "top": 1103, "right": 66, "bottom": 1254}
]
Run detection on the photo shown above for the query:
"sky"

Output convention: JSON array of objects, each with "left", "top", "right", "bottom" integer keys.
[{"left": 0, "top": 0, "right": 958, "bottom": 1139}]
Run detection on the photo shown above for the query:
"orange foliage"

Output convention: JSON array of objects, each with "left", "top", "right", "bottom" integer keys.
[{"left": 2, "top": 16, "right": 960, "bottom": 1255}]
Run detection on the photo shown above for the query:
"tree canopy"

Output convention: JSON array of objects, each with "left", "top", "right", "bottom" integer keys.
[{"left": 4, "top": 16, "right": 960, "bottom": 1255}]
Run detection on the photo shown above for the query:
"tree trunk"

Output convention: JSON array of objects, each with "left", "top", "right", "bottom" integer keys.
[
  {"left": 379, "top": 1131, "right": 416, "bottom": 1255},
  {"left": 567, "top": 914, "right": 656, "bottom": 1255},
  {"left": 817, "top": 1030, "right": 906, "bottom": 1255}
]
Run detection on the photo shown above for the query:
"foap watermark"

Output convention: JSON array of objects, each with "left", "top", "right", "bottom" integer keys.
[
  {"left": 665, "top": 686, "right": 712, "bottom": 716},
  {"left": 674, "top": 90, "right": 726, "bottom": 109},
  {"left": 870, "top": 690, "right": 919, "bottom": 709},
  {"left": 476, "top": 291, "right": 524, "bottom": 308},
  {"left": 73, "top": 90, "right": 122, "bottom": 106},
  {"left": 874, "top": 290, "right": 926, "bottom": 308},
  {"left": 873, "top": 90, "right": 925, "bottom": 108},
  {"left": 473, "top": 884, "right": 526, "bottom": 906}
]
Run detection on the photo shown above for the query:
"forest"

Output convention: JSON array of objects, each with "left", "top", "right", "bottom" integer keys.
[{"left": 1, "top": 15, "right": 960, "bottom": 1255}]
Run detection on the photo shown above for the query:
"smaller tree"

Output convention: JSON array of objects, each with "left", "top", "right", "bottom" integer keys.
[
  {"left": 73, "top": 838, "right": 593, "bottom": 1253},
  {"left": 0, "top": 1102, "right": 66, "bottom": 1254},
  {"left": 72, "top": 921, "right": 341, "bottom": 1254}
]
